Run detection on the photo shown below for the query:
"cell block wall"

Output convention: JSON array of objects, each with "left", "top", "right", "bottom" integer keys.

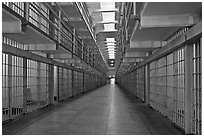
[
  {"left": 191, "top": 38, "right": 202, "bottom": 134},
  {"left": 119, "top": 66, "right": 145, "bottom": 102},
  {"left": 27, "top": 60, "right": 49, "bottom": 112},
  {"left": 137, "top": 67, "right": 145, "bottom": 101},
  {"left": 149, "top": 46, "right": 185, "bottom": 128},
  {"left": 116, "top": 35, "right": 202, "bottom": 134}
]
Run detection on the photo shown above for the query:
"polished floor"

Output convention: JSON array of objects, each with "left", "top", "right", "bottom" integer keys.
[{"left": 3, "top": 84, "right": 184, "bottom": 135}]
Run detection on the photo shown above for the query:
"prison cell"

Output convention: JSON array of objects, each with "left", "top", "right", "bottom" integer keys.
[{"left": 2, "top": 53, "right": 25, "bottom": 121}]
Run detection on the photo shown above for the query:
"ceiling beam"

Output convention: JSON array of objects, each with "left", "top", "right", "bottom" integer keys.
[
  {"left": 123, "top": 57, "right": 145, "bottom": 63},
  {"left": 140, "top": 14, "right": 194, "bottom": 28},
  {"left": 130, "top": 40, "right": 162, "bottom": 48},
  {"left": 125, "top": 51, "right": 149, "bottom": 58}
]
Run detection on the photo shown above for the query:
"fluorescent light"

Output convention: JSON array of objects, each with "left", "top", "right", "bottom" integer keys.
[
  {"left": 106, "top": 43, "right": 116, "bottom": 45},
  {"left": 106, "top": 38, "right": 115, "bottom": 42},
  {"left": 102, "top": 12, "right": 115, "bottom": 21},
  {"left": 107, "top": 46, "right": 115, "bottom": 49},
  {"left": 104, "top": 24, "right": 115, "bottom": 30},
  {"left": 108, "top": 50, "right": 115, "bottom": 52},
  {"left": 107, "top": 49, "right": 115, "bottom": 51},
  {"left": 100, "top": 2, "right": 115, "bottom": 9},
  {"left": 107, "top": 48, "right": 115, "bottom": 50}
]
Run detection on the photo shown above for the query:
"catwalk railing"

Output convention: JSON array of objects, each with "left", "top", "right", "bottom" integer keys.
[{"left": 2, "top": 2, "right": 106, "bottom": 75}]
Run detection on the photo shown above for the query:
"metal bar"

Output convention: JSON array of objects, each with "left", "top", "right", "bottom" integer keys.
[
  {"left": 8, "top": 54, "right": 12, "bottom": 119},
  {"left": 37, "top": 62, "right": 41, "bottom": 108},
  {"left": 23, "top": 57, "right": 27, "bottom": 113}
]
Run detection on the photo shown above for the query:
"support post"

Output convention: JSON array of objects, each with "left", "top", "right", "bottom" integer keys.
[
  {"left": 184, "top": 44, "right": 193, "bottom": 134},
  {"left": 48, "top": 64, "right": 54, "bottom": 104},
  {"left": 145, "top": 63, "right": 150, "bottom": 105},
  {"left": 24, "top": 2, "right": 30, "bottom": 21},
  {"left": 71, "top": 70, "right": 74, "bottom": 97},
  {"left": 82, "top": 73, "right": 84, "bottom": 93}
]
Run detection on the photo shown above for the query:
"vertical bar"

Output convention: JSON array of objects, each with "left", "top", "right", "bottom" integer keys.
[
  {"left": 72, "top": 28, "right": 76, "bottom": 58},
  {"left": 199, "top": 37, "right": 202, "bottom": 134},
  {"left": 82, "top": 40, "right": 84, "bottom": 60},
  {"left": 165, "top": 56, "right": 168, "bottom": 115},
  {"left": 57, "top": 66, "right": 59, "bottom": 101},
  {"left": 58, "top": 9, "right": 61, "bottom": 44},
  {"left": 49, "top": 6, "right": 54, "bottom": 39},
  {"left": 184, "top": 44, "right": 193, "bottom": 134},
  {"left": 8, "top": 54, "right": 12, "bottom": 119},
  {"left": 23, "top": 57, "right": 27, "bottom": 113}
]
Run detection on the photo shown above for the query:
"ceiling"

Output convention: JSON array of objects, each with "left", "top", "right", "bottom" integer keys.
[{"left": 86, "top": 2, "right": 120, "bottom": 68}]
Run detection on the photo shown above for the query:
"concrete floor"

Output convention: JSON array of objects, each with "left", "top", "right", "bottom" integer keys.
[{"left": 3, "top": 84, "right": 184, "bottom": 135}]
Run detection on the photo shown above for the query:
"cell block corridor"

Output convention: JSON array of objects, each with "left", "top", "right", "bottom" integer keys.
[{"left": 2, "top": 2, "right": 202, "bottom": 135}]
